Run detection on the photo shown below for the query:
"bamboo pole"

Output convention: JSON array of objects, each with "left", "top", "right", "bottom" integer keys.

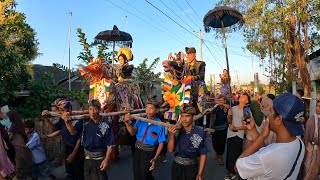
[
  {"left": 129, "top": 106, "right": 218, "bottom": 130},
  {"left": 130, "top": 115, "right": 173, "bottom": 128},
  {"left": 47, "top": 108, "right": 146, "bottom": 119},
  {"left": 46, "top": 106, "right": 217, "bottom": 131},
  {"left": 46, "top": 108, "right": 168, "bottom": 121},
  {"left": 72, "top": 110, "right": 89, "bottom": 115}
]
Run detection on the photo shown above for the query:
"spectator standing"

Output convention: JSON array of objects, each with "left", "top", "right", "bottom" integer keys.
[
  {"left": 224, "top": 94, "right": 250, "bottom": 179},
  {"left": 236, "top": 93, "right": 305, "bottom": 179},
  {"left": 210, "top": 95, "right": 229, "bottom": 165},
  {"left": 303, "top": 100, "right": 320, "bottom": 179},
  {"left": 8, "top": 110, "right": 33, "bottom": 179}
]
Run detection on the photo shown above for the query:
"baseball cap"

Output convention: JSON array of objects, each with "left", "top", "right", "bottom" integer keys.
[{"left": 273, "top": 93, "right": 304, "bottom": 136}]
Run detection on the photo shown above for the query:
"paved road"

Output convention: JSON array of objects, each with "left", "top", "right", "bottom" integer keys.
[{"left": 51, "top": 137, "right": 231, "bottom": 180}]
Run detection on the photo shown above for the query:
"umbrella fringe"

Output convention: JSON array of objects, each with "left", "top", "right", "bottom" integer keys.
[
  {"left": 94, "top": 39, "right": 133, "bottom": 48},
  {"left": 203, "top": 6, "right": 244, "bottom": 32}
]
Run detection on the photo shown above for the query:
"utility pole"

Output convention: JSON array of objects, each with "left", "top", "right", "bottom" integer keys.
[
  {"left": 68, "top": 11, "right": 72, "bottom": 91},
  {"left": 194, "top": 30, "right": 203, "bottom": 61},
  {"left": 210, "top": 74, "right": 213, "bottom": 93}
]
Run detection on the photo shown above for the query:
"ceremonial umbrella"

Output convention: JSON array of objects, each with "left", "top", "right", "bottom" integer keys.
[
  {"left": 94, "top": 25, "right": 133, "bottom": 68},
  {"left": 203, "top": 6, "right": 243, "bottom": 97}
]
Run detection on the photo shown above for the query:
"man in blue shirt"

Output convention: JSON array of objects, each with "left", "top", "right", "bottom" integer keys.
[
  {"left": 82, "top": 99, "right": 115, "bottom": 180},
  {"left": 24, "top": 120, "right": 55, "bottom": 179},
  {"left": 124, "top": 99, "right": 166, "bottom": 180},
  {"left": 42, "top": 100, "right": 84, "bottom": 180},
  {"left": 168, "top": 104, "right": 208, "bottom": 180}
]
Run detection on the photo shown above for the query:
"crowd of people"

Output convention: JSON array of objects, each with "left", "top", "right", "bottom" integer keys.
[
  {"left": 0, "top": 88, "right": 319, "bottom": 180},
  {"left": 207, "top": 89, "right": 320, "bottom": 180}
]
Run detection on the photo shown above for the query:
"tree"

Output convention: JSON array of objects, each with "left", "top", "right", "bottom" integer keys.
[
  {"left": 0, "top": 0, "right": 39, "bottom": 102},
  {"left": 17, "top": 72, "right": 88, "bottom": 118},
  {"left": 77, "top": 28, "right": 113, "bottom": 65},
  {"left": 133, "top": 58, "right": 161, "bottom": 102},
  {"left": 218, "top": 0, "right": 320, "bottom": 95}
]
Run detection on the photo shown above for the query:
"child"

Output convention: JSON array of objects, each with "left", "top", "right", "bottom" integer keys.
[{"left": 24, "top": 120, "right": 55, "bottom": 179}]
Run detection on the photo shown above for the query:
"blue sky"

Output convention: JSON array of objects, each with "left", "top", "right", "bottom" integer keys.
[{"left": 17, "top": 0, "right": 268, "bottom": 84}]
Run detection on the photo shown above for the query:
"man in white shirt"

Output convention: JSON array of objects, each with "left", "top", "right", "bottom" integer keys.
[{"left": 236, "top": 93, "right": 305, "bottom": 180}]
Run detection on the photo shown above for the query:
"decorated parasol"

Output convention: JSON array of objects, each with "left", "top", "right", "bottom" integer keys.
[
  {"left": 203, "top": 6, "right": 243, "bottom": 98},
  {"left": 94, "top": 25, "right": 133, "bottom": 69}
]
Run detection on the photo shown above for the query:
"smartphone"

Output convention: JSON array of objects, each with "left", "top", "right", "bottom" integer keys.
[{"left": 243, "top": 105, "right": 251, "bottom": 124}]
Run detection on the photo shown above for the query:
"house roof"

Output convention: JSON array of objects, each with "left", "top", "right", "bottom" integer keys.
[{"left": 32, "top": 64, "right": 88, "bottom": 91}]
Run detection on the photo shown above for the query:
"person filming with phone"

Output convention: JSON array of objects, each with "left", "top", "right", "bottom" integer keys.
[{"left": 235, "top": 93, "right": 305, "bottom": 180}]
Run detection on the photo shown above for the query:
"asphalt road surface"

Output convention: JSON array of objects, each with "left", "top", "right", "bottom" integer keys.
[{"left": 51, "top": 136, "right": 231, "bottom": 180}]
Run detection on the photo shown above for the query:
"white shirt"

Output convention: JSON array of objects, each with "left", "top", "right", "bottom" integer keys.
[
  {"left": 227, "top": 106, "right": 245, "bottom": 139},
  {"left": 236, "top": 138, "right": 305, "bottom": 180}
]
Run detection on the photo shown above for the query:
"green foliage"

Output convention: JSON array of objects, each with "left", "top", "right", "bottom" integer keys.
[
  {"left": 77, "top": 28, "right": 93, "bottom": 64},
  {"left": 218, "top": 0, "right": 319, "bottom": 94},
  {"left": 133, "top": 58, "right": 161, "bottom": 100},
  {"left": 17, "top": 73, "right": 88, "bottom": 118},
  {"left": 258, "top": 84, "right": 265, "bottom": 95},
  {"left": 76, "top": 28, "right": 114, "bottom": 65},
  {"left": 0, "top": 0, "right": 39, "bottom": 102},
  {"left": 52, "top": 63, "right": 76, "bottom": 73},
  {"left": 250, "top": 100, "right": 263, "bottom": 126}
]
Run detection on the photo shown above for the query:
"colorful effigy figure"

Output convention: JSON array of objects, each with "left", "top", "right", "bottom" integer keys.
[
  {"left": 113, "top": 47, "right": 143, "bottom": 111},
  {"left": 162, "top": 52, "right": 192, "bottom": 122},
  {"left": 79, "top": 57, "right": 113, "bottom": 109},
  {"left": 219, "top": 69, "right": 230, "bottom": 96},
  {"left": 185, "top": 47, "right": 207, "bottom": 114},
  {"left": 115, "top": 47, "right": 134, "bottom": 82}
]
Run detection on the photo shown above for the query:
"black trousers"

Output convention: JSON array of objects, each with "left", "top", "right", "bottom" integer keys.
[
  {"left": 211, "top": 129, "right": 228, "bottom": 156},
  {"left": 171, "top": 161, "right": 198, "bottom": 180},
  {"left": 133, "top": 148, "right": 156, "bottom": 180},
  {"left": 84, "top": 159, "right": 108, "bottom": 180},
  {"left": 64, "top": 142, "right": 84, "bottom": 180},
  {"left": 226, "top": 136, "right": 243, "bottom": 174}
]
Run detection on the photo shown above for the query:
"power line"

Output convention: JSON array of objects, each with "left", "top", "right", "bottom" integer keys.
[
  {"left": 203, "top": 41, "right": 224, "bottom": 69},
  {"left": 158, "top": 0, "right": 194, "bottom": 30},
  {"left": 203, "top": 38, "right": 254, "bottom": 60},
  {"left": 145, "top": 0, "right": 198, "bottom": 39},
  {"left": 104, "top": 0, "right": 189, "bottom": 45},
  {"left": 183, "top": 0, "right": 203, "bottom": 21},
  {"left": 171, "top": 0, "right": 201, "bottom": 30},
  {"left": 145, "top": 0, "right": 227, "bottom": 70},
  {"left": 119, "top": 0, "right": 193, "bottom": 45}
]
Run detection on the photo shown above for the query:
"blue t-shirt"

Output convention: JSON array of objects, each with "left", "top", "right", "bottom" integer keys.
[
  {"left": 134, "top": 117, "right": 166, "bottom": 147},
  {"left": 81, "top": 117, "right": 115, "bottom": 152},
  {"left": 174, "top": 126, "right": 208, "bottom": 158},
  {"left": 26, "top": 131, "right": 46, "bottom": 164},
  {"left": 55, "top": 118, "right": 83, "bottom": 145}
]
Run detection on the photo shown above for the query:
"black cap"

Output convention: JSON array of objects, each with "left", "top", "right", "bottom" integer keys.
[
  {"left": 180, "top": 104, "right": 196, "bottom": 115},
  {"left": 185, "top": 47, "right": 196, "bottom": 54}
]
